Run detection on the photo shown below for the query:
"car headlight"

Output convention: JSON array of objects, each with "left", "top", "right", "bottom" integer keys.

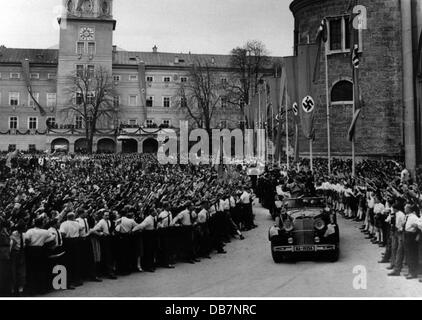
[
  {"left": 314, "top": 219, "right": 325, "bottom": 231},
  {"left": 283, "top": 220, "right": 294, "bottom": 232}
]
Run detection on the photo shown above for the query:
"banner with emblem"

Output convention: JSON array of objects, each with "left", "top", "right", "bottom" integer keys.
[
  {"left": 297, "top": 44, "right": 318, "bottom": 140},
  {"left": 283, "top": 56, "right": 300, "bottom": 125},
  {"left": 138, "top": 61, "right": 148, "bottom": 123}
]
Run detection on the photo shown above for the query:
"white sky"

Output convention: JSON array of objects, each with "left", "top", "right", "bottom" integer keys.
[{"left": 0, "top": 0, "right": 294, "bottom": 56}]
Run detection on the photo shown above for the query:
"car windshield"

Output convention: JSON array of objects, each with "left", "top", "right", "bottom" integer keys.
[{"left": 283, "top": 197, "right": 326, "bottom": 209}]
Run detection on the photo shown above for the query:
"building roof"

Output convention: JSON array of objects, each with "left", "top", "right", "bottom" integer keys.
[
  {"left": 0, "top": 47, "right": 280, "bottom": 69},
  {"left": 112, "top": 50, "right": 232, "bottom": 68},
  {"left": 0, "top": 48, "right": 59, "bottom": 64}
]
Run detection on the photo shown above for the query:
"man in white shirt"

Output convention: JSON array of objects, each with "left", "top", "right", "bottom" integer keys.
[
  {"left": 92, "top": 211, "right": 117, "bottom": 279},
  {"left": 387, "top": 203, "right": 406, "bottom": 276},
  {"left": 156, "top": 203, "right": 175, "bottom": 269},
  {"left": 171, "top": 202, "right": 200, "bottom": 264},
  {"left": 373, "top": 196, "right": 385, "bottom": 244},
  {"left": 25, "top": 217, "right": 55, "bottom": 294},
  {"left": 60, "top": 212, "right": 83, "bottom": 287},
  {"left": 76, "top": 209, "right": 101, "bottom": 282},
  {"left": 403, "top": 204, "right": 420, "bottom": 279},
  {"left": 133, "top": 209, "right": 158, "bottom": 272}
]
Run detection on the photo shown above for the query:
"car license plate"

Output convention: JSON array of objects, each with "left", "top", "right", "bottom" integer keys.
[{"left": 294, "top": 245, "right": 315, "bottom": 252}]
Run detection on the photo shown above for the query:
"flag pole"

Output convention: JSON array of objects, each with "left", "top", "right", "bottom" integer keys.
[
  {"left": 286, "top": 92, "right": 290, "bottom": 170},
  {"left": 309, "top": 139, "right": 313, "bottom": 172},
  {"left": 352, "top": 67, "right": 356, "bottom": 177},
  {"left": 325, "top": 45, "right": 331, "bottom": 175}
]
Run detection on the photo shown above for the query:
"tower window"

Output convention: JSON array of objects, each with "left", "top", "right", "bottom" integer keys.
[
  {"left": 331, "top": 80, "right": 353, "bottom": 105},
  {"left": 327, "top": 15, "right": 360, "bottom": 54},
  {"left": 88, "top": 42, "right": 96, "bottom": 55},
  {"left": 77, "top": 42, "right": 85, "bottom": 55}
]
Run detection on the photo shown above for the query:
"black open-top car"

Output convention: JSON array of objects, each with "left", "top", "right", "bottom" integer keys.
[{"left": 268, "top": 197, "right": 340, "bottom": 263}]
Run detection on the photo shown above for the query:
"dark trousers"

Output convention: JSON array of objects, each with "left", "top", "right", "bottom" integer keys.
[
  {"left": 116, "top": 234, "right": 132, "bottom": 274},
  {"left": 392, "top": 232, "right": 405, "bottom": 272},
  {"left": 100, "top": 236, "right": 115, "bottom": 276},
  {"left": 80, "top": 237, "right": 96, "bottom": 279},
  {"left": 141, "top": 230, "right": 158, "bottom": 270},
  {"left": 0, "top": 258, "right": 11, "bottom": 297},
  {"left": 404, "top": 232, "right": 419, "bottom": 276},
  {"left": 157, "top": 228, "right": 175, "bottom": 266},
  {"left": 10, "top": 250, "right": 25, "bottom": 293},
  {"left": 198, "top": 223, "right": 212, "bottom": 257},
  {"left": 209, "top": 215, "right": 224, "bottom": 252},
  {"left": 25, "top": 246, "right": 48, "bottom": 295},
  {"left": 63, "top": 238, "right": 81, "bottom": 285}
]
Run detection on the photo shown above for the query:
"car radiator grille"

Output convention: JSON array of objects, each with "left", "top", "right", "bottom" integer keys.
[{"left": 293, "top": 218, "right": 315, "bottom": 245}]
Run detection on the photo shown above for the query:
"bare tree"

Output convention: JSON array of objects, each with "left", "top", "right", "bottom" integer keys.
[
  {"left": 176, "top": 61, "right": 225, "bottom": 133},
  {"left": 226, "top": 40, "right": 272, "bottom": 125},
  {"left": 63, "top": 65, "right": 117, "bottom": 153}
]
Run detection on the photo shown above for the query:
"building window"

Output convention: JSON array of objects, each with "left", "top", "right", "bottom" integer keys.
[
  {"left": 77, "top": 42, "right": 85, "bottom": 55},
  {"left": 113, "top": 96, "right": 120, "bottom": 107},
  {"left": 129, "top": 95, "right": 138, "bottom": 106},
  {"left": 146, "top": 76, "right": 154, "bottom": 82},
  {"left": 9, "top": 117, "right": 18, "bottom": 129},
  {"left": 163, "top": 97, "right": 171, "bottom": 108},
  {"left": 180, "top": 76, "right": 188, "bottom": 83},
  {"left": 129, "top": 75, "right": 138, "bottom": 81},
  {"left": 10, "top": 73, "right": 20, "bottom": 80},
  {"left": 146, "top": 96, "right": 154, "bottom": 107},
  {"left": 181, "top": 96, "right": 187, "bottom": 108},
  {"left": 28, "top": 144, "right": 36, "bottom": 152},
  {"left": 46, "top": 117, "right": 56, "bottom": 128},
  {"left": 30, "top": 73, "right": 40, "bottom": 79},
  {"left": 86, "top": 92, "right": 95, "bottom": 105},
  {"left": 75, "top": 116, "right": 83, "bottom": 129},
  {"left": 47, "top": 93, "right": 57, "bottom": 107},
  {"left": 221, "top": 96, "right": 228, "bottom": 108},
  {"left": 48, "top": 73, "right": 56, "bottom": 80},
  {"left": 76, "top": 65, "right": 84, "bottom": 77},
  {"left": 113, "top": 75, "right": 121, "bottom": 82},
  {"left": 327, "top": 16, "right": 357, "bottom": 54},
  {"left": 87, "top": 65, "right": 95, "bottom": 77},
  {"left": 163, "top": 76, "right": 171, "bottom": 83},
  {"left": 28, "top": 92, "right": 40, "bottom": 108},
  {"left": 8, "top": 144, "right": 16, "bottom": 152},
  {"left": 88, "top": 42, "right": 96, "bottom": 55},
  {"left": 76, "top": 92, "right": 83, "bottom": 105},
  {"left": 331, "top": 80, "right": 353, "bottom": 105},
  {"left": 28, "top": 117, "right": 38, "bottom": 130},
  {"left": 9, "top": 92, "right": 19, "bottom": 106}
]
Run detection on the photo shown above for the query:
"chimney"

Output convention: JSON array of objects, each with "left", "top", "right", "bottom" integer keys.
[
  {"left": 152, "top": 45, "right": 158, "bottom": 53},
  {"left": 211, "top": 56, "right": 215, "bottom": 64},
  {"left": 174, "top": 56, "right": 179, "bottom": 64},
  {"left": 112, "top": 45, "right": 117, "bottom": 52}
]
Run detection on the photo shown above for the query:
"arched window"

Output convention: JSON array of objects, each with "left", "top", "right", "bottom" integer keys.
[{"left": 331, "top": 80, "right": 353, "bottom": 105}]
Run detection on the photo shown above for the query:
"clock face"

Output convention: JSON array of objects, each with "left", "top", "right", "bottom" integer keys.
[{"left": 79, "top": 27, "right": 95, "bottom": 41}]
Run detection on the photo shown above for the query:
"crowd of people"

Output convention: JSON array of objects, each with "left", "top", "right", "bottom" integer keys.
[
  {"left": 0, "top": 152, "right": 257, "bottom": 297},
  {"left": 259, "top": 157, "right": 422, "bottom": 282}
]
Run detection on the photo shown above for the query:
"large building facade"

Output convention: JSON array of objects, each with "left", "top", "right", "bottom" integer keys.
[{"left": 0, "top": 0, "right": 244, "bottom": 154}]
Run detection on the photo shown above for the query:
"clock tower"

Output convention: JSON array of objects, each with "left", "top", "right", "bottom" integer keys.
[{"left": 56, "top": 0, "right": 116, "bottom": 125}]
